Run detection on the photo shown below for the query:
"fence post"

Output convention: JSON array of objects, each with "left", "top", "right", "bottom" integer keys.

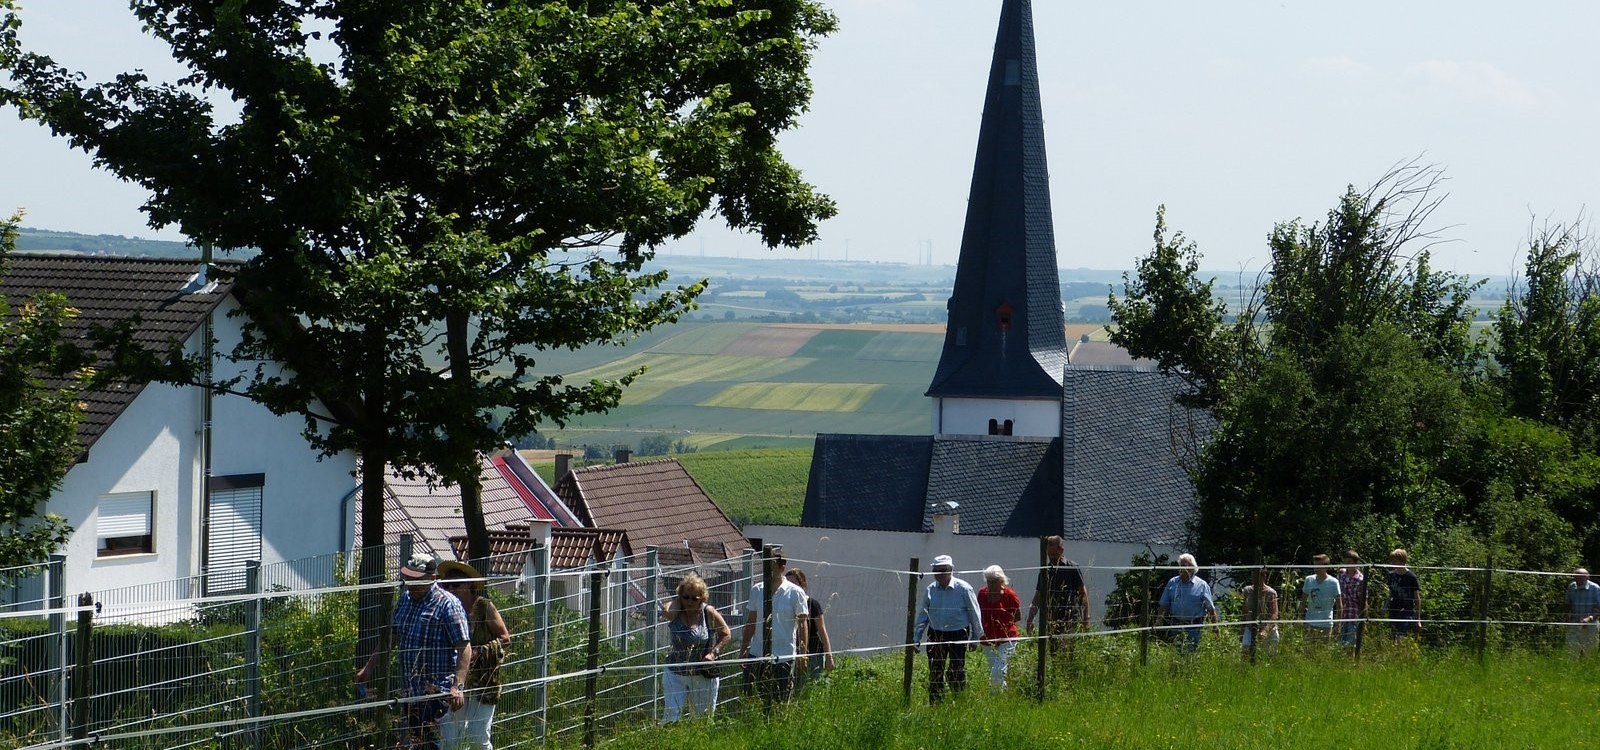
[
  {"left": 737, "top": 549, "right": 755, "bottom": 613},
  {"left": 1479, "top": 558, "right": 1494, "bottom": 665},
  {"left": 530, "top": 537, "right": 551, "bottom": 744},
  {"left": 901, "top": 556, "right": 920, "bottom": 707},
  {"left": 1035, "top": 538, "right": 1049, "bottom": 702},
  {"left": 644, "top": 546, "right": 660, "bottom": 722},
  {"left": 1355, "top": 563, "right": 1371, "bottom": 662},
  {"left": 1248, "top": 566, "right": 1262, "bottom": 666},
  {"left": 583, "top": 564, "right": 603, "bottom": 749},
  {"left": 46, "top": 554, "right": 67, "bottom": 743},
  {"left": 70, "top": 593, "right": 93, "bottom": 742},
  {"left": 1138, "top": 567, "right": 1152, "bottom": 667},
  {"left": 245, "top": 560, "right": 262, "bottom": 750}
]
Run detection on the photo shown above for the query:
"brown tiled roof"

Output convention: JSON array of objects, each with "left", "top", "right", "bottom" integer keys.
[
  {"left": 446, "top": 527, "right": 630, "bottom": 573},
  {"left": 558, "top": 459, "right": 747, "bottom": 562},
  {"left": 1, "top": 254, "right": 236, "bottom": 451},
  {"left": 355, "top": 457, "right": 535, "bottom": 559},
  {"left": 549, "top": 528, "right": 628, "bottom": 568}
]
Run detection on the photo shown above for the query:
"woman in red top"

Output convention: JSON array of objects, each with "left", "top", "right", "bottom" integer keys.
[{"left": 977, "top": 564, "right": 1022, "bottom": 691}]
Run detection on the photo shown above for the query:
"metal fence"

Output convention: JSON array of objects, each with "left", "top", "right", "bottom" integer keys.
[
  {"left": 0, "top": 541, "right": 769, "bottom": 749},
  {"left": 5, "top": 544, "right": 1597, "bottom": 749}
]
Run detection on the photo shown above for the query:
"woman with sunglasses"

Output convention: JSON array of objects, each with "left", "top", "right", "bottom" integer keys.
[{"left": 659, "top": 573, "right": 731, "bottom": 722}]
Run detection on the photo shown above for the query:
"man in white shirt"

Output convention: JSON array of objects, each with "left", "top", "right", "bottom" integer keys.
[
  {"left": 1301, "top": 553, "right": 1342, "bottom": 645},
  {"left": 739, "top": 553, "right": 808, "bottom": 709}
]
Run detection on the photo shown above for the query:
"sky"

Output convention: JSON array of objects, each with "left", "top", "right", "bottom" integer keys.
[{"left": 2, "top": 1, "right": 1597, "bottom": 276}]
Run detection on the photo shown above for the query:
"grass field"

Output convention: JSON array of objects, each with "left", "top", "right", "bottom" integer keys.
[
  {"left": 528, "top": 448, "right": 812, "bottom": 524},
  {"left": 675, "top": 448, "right": 812, "bottom": 525},
  {"left": 585, "top": 645, "right": 1600, "bottom": 750},
  {"left": 700, "top": 382, "right": 881, "bottom": 412}
]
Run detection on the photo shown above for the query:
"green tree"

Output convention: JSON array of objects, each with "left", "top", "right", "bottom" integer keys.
[
  {"left": 1492, "top": 222, "right": 1600, "bottom": 447},
  {"left": 2, "top": 0, "right": 835, "bottom": 646},
  {"left": 1106, "top": 205, "right": 1240, "bottom": 408},
  {"left": 0, "top": 214, "right": 92, "bottom": 569},
  {"left": 1110, "top": 164, "right": 1487, "bottom": 566}
]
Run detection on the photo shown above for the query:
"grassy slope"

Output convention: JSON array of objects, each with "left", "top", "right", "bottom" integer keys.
[
  {"left": 530, "top": 448, "right": 813, "bottom": 526},
  {"left": 586, "top": 647, "right": 1600, "bottom": 750},
  {"left": 675, "top": 448, "right": 812, "bottom": 526}
]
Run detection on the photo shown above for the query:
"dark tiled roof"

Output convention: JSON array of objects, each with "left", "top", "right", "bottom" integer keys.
[
  {"left": 801, "top": 434, "right": 931, "bottom": 531},
  {"left": 927, "top": 0, "right": 1066, "bottom": 400},
  {"left": 1062, "top": 368, "right": 1213, "bottom": 546},
  {"left": 925, "top": 435, "right": 1061, "bottom": 536},
  {"left": 557, "top": 459, "right": 746, "bottom": 562},
  {"left": 1, "top": 254, "right": 235, "bottom": 451}
]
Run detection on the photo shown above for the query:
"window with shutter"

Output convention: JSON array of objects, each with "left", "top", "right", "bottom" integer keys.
[
  {"left": 97, "top": 492, "right": 154, "bottom": 556},
  {"left": 204, "top": 474, "right": 265, "bottom": 595}
]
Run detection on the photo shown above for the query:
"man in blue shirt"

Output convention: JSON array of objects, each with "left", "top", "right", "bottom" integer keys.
[
  {"left": 357, "top": 554, "right": 471, "bottom": 749},
  {"left": 1157, "top": 553, "right": 1217, "bottom": 653},
  {"left": 1567, "top": 567, "right": 1600, "bottom": 657},
  {"left": 913, "top": 554, "right": 983, "bottom": 703}
]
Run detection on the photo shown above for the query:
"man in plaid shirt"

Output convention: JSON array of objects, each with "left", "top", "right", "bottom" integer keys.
[{"left": 357, "top": 554, "right": 471, "bottom": 749}]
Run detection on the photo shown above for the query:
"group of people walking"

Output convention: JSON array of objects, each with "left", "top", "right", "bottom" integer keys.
[
  {"left": 355, "top": 544, "right": 1600, "bottom": 744},
  {"left": 912, "top": 536, "right": 1089, "bottom": 703},
  {"left": 657, "top": 553, "right": 836, "bottom": 722}
]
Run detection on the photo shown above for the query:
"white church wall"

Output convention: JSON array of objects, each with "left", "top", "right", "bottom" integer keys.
[{"left": 931, "top": 397, "right": 1060, "bottom": 438}]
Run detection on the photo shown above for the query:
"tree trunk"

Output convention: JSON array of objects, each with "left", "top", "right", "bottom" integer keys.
[{"left": 447, "top": 310, "right": 491, "bottom": 564}]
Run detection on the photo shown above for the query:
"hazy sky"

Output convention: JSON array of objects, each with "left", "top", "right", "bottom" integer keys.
[{"left": 3, "top": 1, "right": 1597, "bottom": 276}]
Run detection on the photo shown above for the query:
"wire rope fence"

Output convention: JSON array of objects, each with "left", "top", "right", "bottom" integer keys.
[{"left": 3, "top": 539, "right": 1597, "bottom": 749}]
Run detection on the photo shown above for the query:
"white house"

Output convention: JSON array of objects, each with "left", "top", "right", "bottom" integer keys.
[{"left": 2, "top": 254, "right": 357, "bottom": 605}]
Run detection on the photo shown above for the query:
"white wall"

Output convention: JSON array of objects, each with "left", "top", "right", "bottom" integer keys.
[
  {"left": 47, "top": 296, "right": 357, "bottom": 603},
  {"left": 745, "top": 523, "right": 1179, "bottom": 652},
  {"left": 931, "top": 396, "right": 1060, "bottom": 438}
]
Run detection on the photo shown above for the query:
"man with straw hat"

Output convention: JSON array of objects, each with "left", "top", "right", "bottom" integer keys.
[
  {"left": 356, "top": 553, "right": 471, "bottom": 749},
  {"left": 913, "top": 554, "right": 983, "bottom": 703}
]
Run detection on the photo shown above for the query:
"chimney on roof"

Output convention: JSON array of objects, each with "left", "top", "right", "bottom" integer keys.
[
  {"left": 931, "top": 501, "right": 961, "bottom": 536},
  {"left": 555, "top": 453, "right": 572, "bottom": 484},
  {"left": 614, "top": 448, "right": 632, "bottom": 464}
]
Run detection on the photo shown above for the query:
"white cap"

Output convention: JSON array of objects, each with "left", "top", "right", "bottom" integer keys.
[{"left": 932, "top": 554, "right": 955, "bottom": 570}]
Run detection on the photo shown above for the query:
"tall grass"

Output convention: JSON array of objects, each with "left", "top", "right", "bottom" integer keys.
[{"left": 582, "top": 640, "right": 1600, "bottom": 750}]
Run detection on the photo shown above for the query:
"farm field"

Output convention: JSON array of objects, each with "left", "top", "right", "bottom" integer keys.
[{"left": 518, "top": 319, "right": 1121, "bottom": 453}]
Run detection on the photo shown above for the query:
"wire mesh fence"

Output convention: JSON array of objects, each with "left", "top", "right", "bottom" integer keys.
[{"left": 3, "top": 542, "right": 1598, "bottom": 749}]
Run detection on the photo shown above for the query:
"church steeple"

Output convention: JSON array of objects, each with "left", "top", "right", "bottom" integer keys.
[{"left": 927, "top": 0, "right": 1065, "bottom": 406}]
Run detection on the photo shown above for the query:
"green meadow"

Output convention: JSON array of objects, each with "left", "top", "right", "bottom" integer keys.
[{"left": 584, "top": 644, "right": 1600, "bottom": 750}]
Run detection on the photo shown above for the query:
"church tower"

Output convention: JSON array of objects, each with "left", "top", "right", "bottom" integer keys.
[{"left": 926, "top": 0, "right": 1066, "bottom": 438}]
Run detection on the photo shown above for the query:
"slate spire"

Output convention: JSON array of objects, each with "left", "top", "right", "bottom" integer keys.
[{"left": 926, "top": 0, "right": 1066, "bottom": 400}]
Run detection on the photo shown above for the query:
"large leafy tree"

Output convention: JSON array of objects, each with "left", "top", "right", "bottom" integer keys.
[
  {"left": 1, "top": 0, "right": 836, "bottom": 645},
  {"left": 0, "top": 213, "right": 92, "bottom": 570},
  {"left": 1110, "top": 164, "right": 1487, "bottom": 565}
]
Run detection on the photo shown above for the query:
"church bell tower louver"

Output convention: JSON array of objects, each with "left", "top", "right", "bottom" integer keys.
[{"left": 926, "top": 0, "right": 1066, "bottom": 438}]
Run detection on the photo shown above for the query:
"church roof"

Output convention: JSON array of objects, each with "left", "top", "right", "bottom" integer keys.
[
  {"left": 803, "top": 368, "right": 1210, "bottom": 546},
  {"left": 802, "top": 434, "right": 931, "bottom": 531},
  {"left": 1062, "top": 367, "right": 1211, "bottom": 545},
  {"left": 927, "top": 0, "right": 1066, "bottom": 400}
]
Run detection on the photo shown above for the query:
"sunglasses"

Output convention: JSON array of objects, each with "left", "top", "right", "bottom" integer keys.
[{"left": 679, "top": 594, "right": 703, "bottom": 602}]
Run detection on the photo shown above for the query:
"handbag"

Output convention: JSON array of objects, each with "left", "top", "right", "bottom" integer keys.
[{"left": 696, "top": 648, "right": 723, "bottom": 679}]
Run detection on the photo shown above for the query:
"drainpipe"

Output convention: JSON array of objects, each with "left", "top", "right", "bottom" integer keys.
[
  {"left": 197, "top": 243, "right": 215, "bottom": 592},
  {"left": 338, "top": 484, "right": 361, "bottom": 575}
]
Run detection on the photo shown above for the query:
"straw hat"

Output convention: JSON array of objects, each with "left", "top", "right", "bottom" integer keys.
[{"left": 437, "top": 560, "right": 484, "bottom": 593}]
